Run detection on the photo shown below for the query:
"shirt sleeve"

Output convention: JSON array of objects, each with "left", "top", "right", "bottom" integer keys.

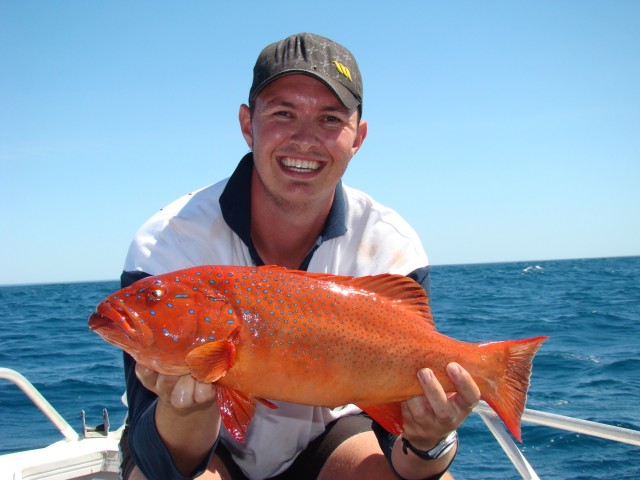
[
  {"left": 406, "top": 265, "right": 431, "bottom": 305},
  {"left": 121, "top": 270, "right": 217, "bottom": 480}
]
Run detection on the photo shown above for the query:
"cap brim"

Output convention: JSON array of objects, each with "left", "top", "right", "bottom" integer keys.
[
  {"left": 321, "top": 77, "right": 361, "bottom": 110},
  {"left": 250, "top": 70, "right": 361, "bottom": 110}
]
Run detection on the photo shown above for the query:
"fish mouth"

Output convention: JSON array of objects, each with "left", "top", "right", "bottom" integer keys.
[
  {"left": 88, "top": 301, "right": 189, "bottom": 376},
  {"left": 88, "top": 300, "right": 140, "bottom": 348}
]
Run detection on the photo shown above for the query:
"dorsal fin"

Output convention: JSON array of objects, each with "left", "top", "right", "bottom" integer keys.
[
  {"left": 276, "top": 267, "right": 434, "bottom": 329},
  {"left": 347, "top": 274, "right": 433, "bottom": 327}
]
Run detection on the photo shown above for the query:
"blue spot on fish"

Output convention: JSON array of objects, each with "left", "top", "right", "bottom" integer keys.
[
  {"left": 150, "top": 310, "right": 156, "bottom": 315},
  {"left": 167, "top": 303, "right": 173, "bottom": 308},
  {"left": 162, "top": 328, "right": 179, "bottom": 342},
  {"left": 175, "top": 294, "right": 189, "bottom": 298}
]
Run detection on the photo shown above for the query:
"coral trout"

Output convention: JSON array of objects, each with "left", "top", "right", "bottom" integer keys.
[{"left": 88, "top": 265, "right": 547, "bottom": 442}]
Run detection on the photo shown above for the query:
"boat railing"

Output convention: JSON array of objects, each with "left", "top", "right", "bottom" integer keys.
[
  {"left": 0, "top": 367, "right": 79, "bottom": 442},
  {"left": 474, "top": 401, "right": 640, "bottom": 479},
  {"left": 2, "top": 367, "right": 639, "bottom": 479}
]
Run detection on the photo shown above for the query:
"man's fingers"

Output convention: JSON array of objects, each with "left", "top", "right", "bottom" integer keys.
[
  {"left": 134, "top": 364, "right": 157, "bottom": 384},
  {"left": 416, "top": 368, "right": 451, "bottom": 419},
  {"left": 194, "top": 381, "right": 217, "bottom": 404},
  {"left": 170, "top": 375, "right": 195, "bottom": 408},
  {"left": 446, "top": 362, "right": 481, "bottom": 410},
  {"left": 133, "top": 364, "right": 216, "bottom": 413}
]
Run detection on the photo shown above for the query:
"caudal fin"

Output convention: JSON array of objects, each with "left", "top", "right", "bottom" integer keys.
[{"left": 476, "top": 336, "right": 548, "bottom": 442}]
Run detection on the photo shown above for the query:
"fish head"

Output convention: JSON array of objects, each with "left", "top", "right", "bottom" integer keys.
[{"left": 88, "top": 270, "right": 235, "bottom": 375}]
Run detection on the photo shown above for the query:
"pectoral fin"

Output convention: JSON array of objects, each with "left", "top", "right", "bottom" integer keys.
[
  {"left": 185, "top": 337, "right": 237, "bottom": 383},
  {"left": 358, "top": 402, "right": 404, "bottom": 437}
]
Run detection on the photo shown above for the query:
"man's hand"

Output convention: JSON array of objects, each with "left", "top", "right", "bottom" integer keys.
[
  {"left": 135, "top": 364, "right": 217, "bottom": 410},
  {"left": 401, "top": 362, "right": 480, "bottom": 449},
  {"left": 391, "top": 362, "right": 480, "bottom": 479},
  {"left": 134, "top": 363, "right": 220, "bottom": 475}
]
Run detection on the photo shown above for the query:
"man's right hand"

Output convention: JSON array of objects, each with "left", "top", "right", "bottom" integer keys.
[
  {"left": 134, "top": 363, "right": 221, "bottom": 475},
  {"left": 135, "top": 363, "right": 217, "bottom": 409}
]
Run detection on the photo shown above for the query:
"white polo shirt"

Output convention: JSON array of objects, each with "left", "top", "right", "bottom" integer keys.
[{"left": 122, "top": 153, "right": 430, "bottom": 479}]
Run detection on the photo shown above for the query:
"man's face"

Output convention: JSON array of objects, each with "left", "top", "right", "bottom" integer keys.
[{"left": 240, "top": 74, "right": 367, "bottom": 211}]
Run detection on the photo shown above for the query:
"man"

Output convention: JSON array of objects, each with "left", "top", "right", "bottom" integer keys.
[{"left": 120, "top": 32, "right": 480, "bottom": 480}]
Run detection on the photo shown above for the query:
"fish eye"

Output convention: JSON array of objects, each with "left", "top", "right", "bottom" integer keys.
[{"left": 149, "top": 287, "right": 165, "bottom": 300}]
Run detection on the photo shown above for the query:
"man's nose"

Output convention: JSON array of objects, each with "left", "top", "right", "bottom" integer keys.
[{"left": 289, "top": 119, "right": 319, "bottom": 149}]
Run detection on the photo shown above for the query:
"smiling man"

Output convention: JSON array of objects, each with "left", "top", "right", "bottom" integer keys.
[
  {"left": 241, "top": 73, "right": 367, "bottom": 270},
  {"left": 119, "top": 33, "right": 480, "bottom": 480}
]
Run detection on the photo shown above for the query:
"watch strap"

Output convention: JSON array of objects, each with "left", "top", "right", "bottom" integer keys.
[{"left": 401, "top": 430, "right": 458, "bottom": 460}]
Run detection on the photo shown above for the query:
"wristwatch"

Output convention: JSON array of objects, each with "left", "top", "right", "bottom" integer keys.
[{"left": 401, "top": 430, "right": 458, "bottom": 460}]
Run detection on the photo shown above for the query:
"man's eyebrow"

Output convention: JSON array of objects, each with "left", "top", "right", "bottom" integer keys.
[
  {"left": 262, "top": 98, "right": 296, "bottom": 109},
  {"left": 261, "top": 98, "right": 354, "bottom": 115},
  {"left": 320, "top": 104, "right": 353, "bottom": 115}
]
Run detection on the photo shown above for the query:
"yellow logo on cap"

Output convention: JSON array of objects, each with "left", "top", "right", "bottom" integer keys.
[{"left": 332, "top": 61, "right": 353, "bottom": 82}]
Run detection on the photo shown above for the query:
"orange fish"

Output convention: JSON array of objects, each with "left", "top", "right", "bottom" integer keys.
[{"left": 88, "top": 265, "right": 547, "bottom": 442}]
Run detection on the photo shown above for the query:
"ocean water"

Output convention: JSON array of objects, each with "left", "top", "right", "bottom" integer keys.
[{"left": 1, "top": 257, "right": 639, "bottom": 479}]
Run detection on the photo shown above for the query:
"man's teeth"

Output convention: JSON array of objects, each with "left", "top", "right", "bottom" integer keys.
[{"left": 280, "top": 158, "right": 321, "bottom": 172}]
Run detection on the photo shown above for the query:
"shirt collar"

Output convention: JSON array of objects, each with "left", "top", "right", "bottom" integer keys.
[{"left": 219, "top": 153, "right": 347, "bottom": 266}]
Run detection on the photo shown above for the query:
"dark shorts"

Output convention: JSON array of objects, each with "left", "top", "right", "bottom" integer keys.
[{"left": 120, "top": 413, "right": 372, "bottom": 480}]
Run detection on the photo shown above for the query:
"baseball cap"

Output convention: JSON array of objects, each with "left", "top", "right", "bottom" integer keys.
[{"left": 249, "top": 33, "right": 363, "bottom": 111}]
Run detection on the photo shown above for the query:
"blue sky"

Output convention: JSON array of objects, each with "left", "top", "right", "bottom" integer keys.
[{"left": 1, "top": 1, "right": 638, "bottom": 285}]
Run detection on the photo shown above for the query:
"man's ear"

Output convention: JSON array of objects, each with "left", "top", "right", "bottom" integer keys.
[
  {"left": 239, "top": 104, "right": 253, "bottom": 149},
  {"left": 352, "top": 119, "right": 368, "bottom": 155}
]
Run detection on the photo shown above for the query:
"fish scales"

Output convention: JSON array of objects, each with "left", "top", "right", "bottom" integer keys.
[{"left": 89, "top": 264, "right": 547, "bottom": 442}]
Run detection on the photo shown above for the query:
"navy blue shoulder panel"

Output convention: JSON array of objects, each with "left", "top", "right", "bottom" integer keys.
[
  {"left": 121, "top": 270, "right": 152, "bottom": 288},
  {"left": 407, "top": 265, "right": 431, "bottom": 305}
]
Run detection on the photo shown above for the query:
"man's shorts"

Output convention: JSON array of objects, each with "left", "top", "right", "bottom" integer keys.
[{"left": 120, "top": 413, "right": 372, "bottom": 479}]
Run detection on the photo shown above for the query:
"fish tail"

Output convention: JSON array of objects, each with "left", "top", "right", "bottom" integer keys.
[{"left": 475, "top": 336, "right": 548, "bottom": 442}]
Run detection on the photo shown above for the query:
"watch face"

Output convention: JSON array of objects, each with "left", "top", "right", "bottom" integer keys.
[
  {"left": 428, "top": 431, "right": 457, "bottom": 459},
  {"left": 432, "top": 432, "right": 458, "bottom": 458}
]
